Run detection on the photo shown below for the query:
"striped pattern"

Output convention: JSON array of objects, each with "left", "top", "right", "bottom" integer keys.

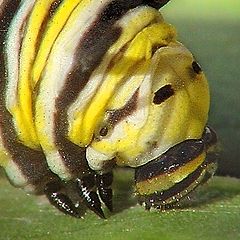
[
  {"left": 135, "top": 127, "right": 217, "bottom": 207},
  {"left": 0, "top": 0, "right": 212, "bottom": 201},
  {"left": 0, "top": 0, "right": 58, "bottom": 191}
]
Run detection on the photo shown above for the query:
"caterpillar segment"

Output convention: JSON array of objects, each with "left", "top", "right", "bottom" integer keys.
[
  {"left": 135, "top": 127, "right": 217, "bottom": 210},
  {"left": 0, "top": 0, "right": 217, "bottom": 218}
]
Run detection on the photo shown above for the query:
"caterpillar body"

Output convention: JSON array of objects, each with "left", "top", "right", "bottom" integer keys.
[{"left": 0, "top": 0, "right": 217, "bottom": 218}]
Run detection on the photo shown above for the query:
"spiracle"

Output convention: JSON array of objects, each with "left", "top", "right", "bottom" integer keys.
[{"left": 0, "top": 0, "right": 217, "bottom": 218}]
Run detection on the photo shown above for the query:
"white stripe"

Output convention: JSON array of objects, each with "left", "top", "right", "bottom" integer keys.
[{"left": 5, "top": 0, "right": 36, "bottom": 111}]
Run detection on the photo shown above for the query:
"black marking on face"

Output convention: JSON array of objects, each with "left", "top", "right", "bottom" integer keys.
[
  {"left": 153, "top": 84, "right": 174, "bottom": 105},
  {"left": 135, "top": 139, "right": 204, "bottom": 183},
  {"left": 99, "top": 126, "right": 109, "bottom": 137},
  {"left": 192, "top": 61, "right": 202, "bottom": 74}
]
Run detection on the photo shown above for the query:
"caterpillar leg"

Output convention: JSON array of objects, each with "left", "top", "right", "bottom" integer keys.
[
  {"left": 76, "top": 174, "right": 105, "bottom": 219},
  {"left": 96, "top": 172, "right": 113, "bottom": 212},
  {"left": 44, "top": 173, "right": 113, "bottom": 218},
  {"left": 135, "top": 127, "right": 217, "bottom": 210},
  {"left": 44, "top": 181, "right": 82, "bottom": 218}
]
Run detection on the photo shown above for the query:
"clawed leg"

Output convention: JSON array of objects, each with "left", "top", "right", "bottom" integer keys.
[
  {"left": 96, "top": 172, "right": 113, "bottom": 212},
  {"left": 44, "top": 181, "right": 82, "bottom": 218},
  {"left": 77, "top": 174, "right": 105, "bottom": 219},
  {"left": 44, "top": 171, "right": 114, "bottom": 219}
]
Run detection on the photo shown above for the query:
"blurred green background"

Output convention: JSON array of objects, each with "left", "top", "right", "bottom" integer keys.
[{"left": 0, "top": 1, "right": 240, "bottom": 240}]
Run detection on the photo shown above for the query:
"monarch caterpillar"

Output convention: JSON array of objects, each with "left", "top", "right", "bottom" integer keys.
[{"left": 0, "top": 0, "right": 217, "bottom": 218}]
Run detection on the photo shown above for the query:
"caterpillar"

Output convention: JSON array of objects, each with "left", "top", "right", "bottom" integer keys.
[{"left": 0, "top": 0, "right": 217, "bottom": 218}]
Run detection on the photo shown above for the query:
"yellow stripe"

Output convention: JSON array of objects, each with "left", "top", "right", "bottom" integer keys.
[
  {"left": 32, "top": 0, "right": 83, "bottom": 85},
  {"left": 12, "top": 0, "right": 58, "bottom": 149}
]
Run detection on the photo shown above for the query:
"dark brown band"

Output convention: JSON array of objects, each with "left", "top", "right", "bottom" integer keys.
[
  {"left": 139, "top": 161, "right": 204, "bottom": 205},
  {"left": 135, "top": 139, "right": 205, "bottom": 183},
  {"left": 135, "top": 126, "right": 217, "bottom": 183},
  {"left": 107, "top": 89, "right": 139, "bottom": 127}
]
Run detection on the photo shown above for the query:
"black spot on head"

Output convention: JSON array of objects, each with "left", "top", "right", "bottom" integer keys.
[
  {"left": 192, "top": 61, "right": 202, "bottom": 74},
  {"left": 153, "top": 84, "right": 174, "bottom": 105},
  {"left": 99, "top": 126, "right": 109, "bottom": 137}
]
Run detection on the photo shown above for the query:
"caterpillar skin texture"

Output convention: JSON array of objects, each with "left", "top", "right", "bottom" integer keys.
[{"left": 0, "top": 0, "right": 217, "bottom": 218}]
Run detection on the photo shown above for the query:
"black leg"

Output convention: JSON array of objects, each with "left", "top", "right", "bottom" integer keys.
[
  {"left": 96, "top": 172, "right": 113, "bottom": 212},
  {"left": 76, "top": 174, "right": 105, "bottom": 219},
  {"left": 44, "top": 181, "right": 82, "bottom": 218}
]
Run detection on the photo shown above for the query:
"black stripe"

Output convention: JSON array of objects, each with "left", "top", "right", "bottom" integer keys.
[
  {"left": 135, "top": 139, "right": 204, "bottom": 182},
  {"left": 97, "top": 89, "right": 139, "bottom": 138},
  {"left": 153, "top": 84, "right": 174, "bottom": 104},
  {"left": 0, "top": 1, "right": 57, "bottom": 189},
  {"left": 53, "top": 0, "right": 170, "bottom": 176},
  {"left": 49, "top": 0, "right": 63, "bottom": 17},
  {"left": 192, "top": 61, "right": 202, "bottom": 74}
]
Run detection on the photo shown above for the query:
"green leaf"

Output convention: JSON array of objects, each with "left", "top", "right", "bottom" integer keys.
[{"left": 0, "top": 169, "right": 240, "bottom": 240}]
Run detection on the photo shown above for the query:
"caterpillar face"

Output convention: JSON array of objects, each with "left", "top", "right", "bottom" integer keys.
[{"left": 0, "top": 0, "right": 217, "bottom": 218}]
